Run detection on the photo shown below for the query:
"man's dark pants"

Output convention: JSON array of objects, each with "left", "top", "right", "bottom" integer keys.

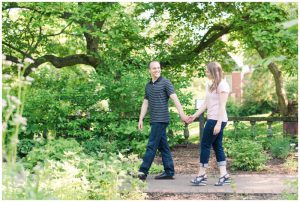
[{"left": 139, "top": 122, "right": 175, "bottom": 176}]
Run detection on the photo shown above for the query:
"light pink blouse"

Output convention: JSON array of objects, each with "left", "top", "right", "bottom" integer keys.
[{"left": 205, "top": 79, "right": 230, "bottom": 122}]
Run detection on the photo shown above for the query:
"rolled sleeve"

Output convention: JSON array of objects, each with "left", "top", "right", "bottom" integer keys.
[
  {"left": 217, "top": 80, "right": 230, "bottom": 93},
  {"left": 165, "top": 79, "right": 175, "bottom": 97},
  {"left": 144, "top": 85, "right": 149, "bottom": 100}
]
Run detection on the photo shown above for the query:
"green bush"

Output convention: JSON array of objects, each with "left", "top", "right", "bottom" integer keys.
[
  {"left": 22, "top": 66, "right": 101, "bottom": 140},
  {"left": 228, "top": 139, "right": 269, "bottom": 171},
  {"left": 81, "top": 138, "right": 118, "bottom": 156},
  {"left": 226, "top": 98, "right": 241, "bottom": 116},
  {"left": 270, "top": 137, "right": 291, "bottom": 159},
  {"left": 3, "top": 152, "right": 147, "bottom": 200},
  {"left": 240, "top": 69, "right": 277, "bottom": 116},
  {"left": 17, "top": 138, "right": 43, "bottom": 158},
  {"left": 149, "top": 163, "right": 164, "bottom": 174},
  {"left": 23, "top": 138, "right": 82, "bottom": 169}
]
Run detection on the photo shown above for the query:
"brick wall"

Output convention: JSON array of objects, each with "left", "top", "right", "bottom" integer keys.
[{"left": 231, "top": 72, "right": 242, "bottom": 103}]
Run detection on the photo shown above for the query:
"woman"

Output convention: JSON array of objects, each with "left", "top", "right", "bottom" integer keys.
[{"left": 187, "top": 62, "right": 231, "bottom": 186}]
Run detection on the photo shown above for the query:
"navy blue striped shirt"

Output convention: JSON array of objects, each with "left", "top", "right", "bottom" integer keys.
[{"left": 144, "top": 76, "right": 175, "bottom": 123}]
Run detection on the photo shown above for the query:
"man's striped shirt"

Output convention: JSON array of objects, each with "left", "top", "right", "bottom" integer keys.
[{"left": 144, "top": 76, "right": 175, "bottom": 123}]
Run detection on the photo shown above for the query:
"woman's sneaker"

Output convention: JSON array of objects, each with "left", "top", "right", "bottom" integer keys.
[
  {"left": 190, "top": 174, "right": 208, "bottom": 186},
  {"left": 214, "top": 174, "right": 231, "bottom": 186}
]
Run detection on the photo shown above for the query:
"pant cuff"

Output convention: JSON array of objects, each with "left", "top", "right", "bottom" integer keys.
[
  {"left": 217, "top": 161, "right": 226, "bottom": 167},
  {"left": 200, "top": 163, "right": 209, "bottom": 168}
]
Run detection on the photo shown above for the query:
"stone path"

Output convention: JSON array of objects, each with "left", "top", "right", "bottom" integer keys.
[{"left": 146, "top": 174, "right": 298, "bottom": 194}]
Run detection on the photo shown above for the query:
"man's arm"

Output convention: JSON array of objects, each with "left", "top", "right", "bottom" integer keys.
[
  {"left": 170, "top": 94, "right": 188, "bottom": 122},
  {"left": 138, "top": 99, "right": 148, "bottom": 130}
]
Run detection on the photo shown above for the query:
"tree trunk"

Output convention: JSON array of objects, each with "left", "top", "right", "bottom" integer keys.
[{"left": 257, "top": 50, "right": 289, "bottom": 116}]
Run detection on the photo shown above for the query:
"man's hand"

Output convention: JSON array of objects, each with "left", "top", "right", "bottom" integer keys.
[
  {"left": 138, "top": 120, "right": 143, "bottom": 131},
  {"left": 180, "top": 114, "right": 189, "bottom": 123},
  {"left": 186, "top": 115, "right": 196, "bottom": 124}
]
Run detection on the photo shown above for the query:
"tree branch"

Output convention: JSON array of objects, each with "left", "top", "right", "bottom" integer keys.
[
  {"left": 24, "top": 54, "right": 101, "bottom": 76},
  {"left": 3, "top": 41, "right": 33, "bottom": 59},
  {"left": 2, "top": 2, "right": 72, "bottom": 20},
  {"left": 4, "top": 55, "right": 22, "bottom": 64},
  {"left": 161, "top": 24, "right": 232, "bottom": 67},
  {"left": 193, "top": 24, "right": 232, "bottom": 54},
  {"left": 44, "top": 22, "right": 73, "bottom": 37}
]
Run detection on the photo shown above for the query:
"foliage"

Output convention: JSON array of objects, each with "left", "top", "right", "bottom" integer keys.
[
  {"left": 21, "top": 63, "right": 189, "bottom": 155},
  {"left": 22, "top": 66, "right": 101, "bottom": 140},
  {"left": 227, "top": 139, "right": 269, "bottom": 171},
  {"left": 269, "top": 136, "right": 291, "bottom": 159},
  {"left": 281, "top": 179, "right": 298, "bottom": 200},
  {"left": 285, "top": 76, "right": 298, "bottom": 102},
  {"left": 2, "top": 3, "right": 298, "bottom": 199},
  {"left": 3, "top": 152, "right": 147, "bottom": 200},
  {"left": 17, "top": 138, "right": 42, "bottom": 158},
  {"left": 283, "top": 155, "right": 298, "bottom": 173},
  {"left": 81, "top": 137, "right": 118, "bottom": 156},
  {"left": 226, "top": 97, "right": 242, "bottom": 116},
  {"left": 149, "top": 162, "right": 164, "bottom": 174},
  {"left": 241, "top": 68, "right": 277, "bottom": 116},
  {"left": 82, "top": 152, "right": 147, "bottom": 200},
  {"left": 23, "top": 138, "right": 82, "bottom": 169},
  {"left": 239, "top": 67, "right": 298, "bottom": 116},
  {"left": 2, "top": 58, "right": 34, "bottom": 164}
]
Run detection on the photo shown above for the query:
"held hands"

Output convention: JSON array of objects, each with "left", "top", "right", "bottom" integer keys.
[
  {"left": 180, "top": 114, "right": 189, "bottom": 123},
  {"left": 181, "top": 114, "right": 196, "bottom": 125},
  {"left": 186, "top": 115, "right": 196, "bottom": 124}
]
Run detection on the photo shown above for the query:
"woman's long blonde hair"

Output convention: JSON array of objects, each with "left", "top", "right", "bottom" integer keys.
[{"left": 207, "top": 62, "right": 224, "bottom": 92}]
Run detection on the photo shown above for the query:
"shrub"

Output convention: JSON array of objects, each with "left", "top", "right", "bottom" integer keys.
[
  {"left": 149, "top": 163, "right": 164, "bottom": 174},
  {"left": 81, "top": 138, "right": 118, "bottom": 156},
  {"left": 283, "top": 155, "right": 298, "bottom": 173},
  {"left": 22, "top": 66, "right": 101, "bottom": 140},
  {"left": 3, "top": 152, "right": 147, "bottom": 200},
  {"left": 23, "top": 138, "right": 82, "bottom": 169},
  {"left": 270, "top": 137, "right": 291, "bottom": 159},
  {"left": 17, "top": 138, "right": 43, "bottom": 158},
  {"left": 228, "top": 139, "right": 269, "bottom": 171},
  {"left": 226, "top": 98, "right": 241, "bottom": 116}
]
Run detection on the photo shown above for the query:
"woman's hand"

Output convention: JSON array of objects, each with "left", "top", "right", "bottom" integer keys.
[
  {"left": 213, "top": 123, "right": 221, "bottom": 135},
  {"left": 186, "top": 115, "right": 196, "bottom": 124}
]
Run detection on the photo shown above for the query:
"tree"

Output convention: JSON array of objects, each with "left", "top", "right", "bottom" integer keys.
[
  {"left": 2, "top": 2, "right": 147, "bottom": 75},
  {"left": 135, "top": 2, "right": 297, "bottom": 116},
  {"left": 3, "top": 2, "right": 297, "bottom": 116}
]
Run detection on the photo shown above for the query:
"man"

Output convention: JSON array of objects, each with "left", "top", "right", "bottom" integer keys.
[{"left": 137, "top": 61, "right": 188, "bottom": 180}]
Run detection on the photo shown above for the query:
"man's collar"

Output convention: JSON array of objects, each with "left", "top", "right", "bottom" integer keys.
[{"left": 149, "top": 76, "right": 162, "bottom": 84}]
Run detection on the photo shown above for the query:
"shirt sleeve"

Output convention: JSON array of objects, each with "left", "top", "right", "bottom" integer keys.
[
  {"left": 144, "top": 85, "right": 148, "bottom": 100},
  {"left": 165, "top": 79, "right": 175, "bottom": 97},
  {"left": 217, "top": 80, "right": 230, "bottom": 93}
]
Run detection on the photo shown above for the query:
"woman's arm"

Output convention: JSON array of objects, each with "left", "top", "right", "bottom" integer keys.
[
  {"left": 193, "top": 99, "right": 207, "bottom": 118},
  {"left": 213, "top": 92, "right": 229, "bottom": 135}
]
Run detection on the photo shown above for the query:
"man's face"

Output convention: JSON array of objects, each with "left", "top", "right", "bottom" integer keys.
[{"left": 149, "top": 62, "right": 161, "bottom": 79}]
